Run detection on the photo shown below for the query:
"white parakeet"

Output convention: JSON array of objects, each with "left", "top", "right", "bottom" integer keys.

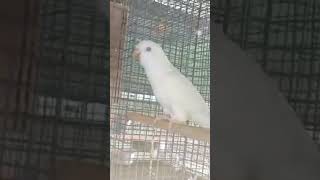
[
  {"left": 132, "top": 40, "right": 210, "bottom": 129},
  {"left": 213, "top": 23, "right": 320, "bottom": 180}
]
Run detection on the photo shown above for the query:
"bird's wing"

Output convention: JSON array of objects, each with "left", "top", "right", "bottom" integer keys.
[{"left": 163, "top": 69, "right": 208, "bottom": 109}]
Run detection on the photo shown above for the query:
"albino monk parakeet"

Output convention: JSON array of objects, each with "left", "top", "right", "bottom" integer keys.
[{"left": 132, "top": 40, "right": 210, "bottom": 129}]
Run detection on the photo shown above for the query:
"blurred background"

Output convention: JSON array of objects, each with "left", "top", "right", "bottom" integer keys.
[
  {"left": 215, "top": 0, "right": 320, "bottom": 150},
  {"left": 0, "top": 0, "right": 108, "bottom": 179}
]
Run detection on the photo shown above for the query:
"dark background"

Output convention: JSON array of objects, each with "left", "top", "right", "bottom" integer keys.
[{"left": 0, "top": 0, "right": 109, "bottom": 179}]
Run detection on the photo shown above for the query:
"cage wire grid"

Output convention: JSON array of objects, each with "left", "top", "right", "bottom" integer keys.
[
  {"left": 110, "top": 0, "right": 210, "bottom": 180},
  {"left": 215, "top": 0, "right": 320, "bottom": 149},
  {"left": 0, "top": 0, "right": 108, "bottom": 179}
]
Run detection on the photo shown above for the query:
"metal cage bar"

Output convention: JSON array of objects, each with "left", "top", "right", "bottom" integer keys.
[{"left": 110, "top": 0, "right": 210, "bottom": 180}]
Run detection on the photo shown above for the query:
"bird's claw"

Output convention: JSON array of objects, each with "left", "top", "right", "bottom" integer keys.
[
  {"left": 154, "top": 114, "right": 170, "bottom": 124},
  {"left": 153, "top": 115, "right": 166, "bottom": 125}
]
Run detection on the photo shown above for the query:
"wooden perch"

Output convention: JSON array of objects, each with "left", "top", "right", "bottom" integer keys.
[{"left": 127, "top": 112, "right": 210, "bottom": 142}]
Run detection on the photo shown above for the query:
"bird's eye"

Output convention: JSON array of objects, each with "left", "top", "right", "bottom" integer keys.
[{"left": 146, "top": 47, "right": 151, "bottom": 51}]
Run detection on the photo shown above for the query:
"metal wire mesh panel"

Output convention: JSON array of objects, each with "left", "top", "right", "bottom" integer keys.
[
  {"left": 0, "top": 0, "right": 108, "bottom": 179},
  {"left": 215, "top": 0, "right": 320, "bottom": 149},
  {"left": 110, "top": 0, "right": 210, "bottom": 179}
]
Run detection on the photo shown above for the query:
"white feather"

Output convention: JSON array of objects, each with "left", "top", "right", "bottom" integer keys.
[{"left": 134, "top": 40, "right": 210, "bottom": 128}]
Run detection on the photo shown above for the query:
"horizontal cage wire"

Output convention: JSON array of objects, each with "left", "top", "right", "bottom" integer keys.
[
  {"left": 215, "top": 0, "right": 320, "bottom": 149},
  {"left": 0, "top": 0, "right": 108, "bottom": 179},
  {"left": 110, "top": 0, "right": 210, "bottom": 180}
]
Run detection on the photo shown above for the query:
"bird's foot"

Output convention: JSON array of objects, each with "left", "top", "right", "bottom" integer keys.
[
  {"left": 167, "top": 118, "right": 186, "bottom": 132},
  {"left": 153, "top": 114, "right": 170, "bottom": 125}
]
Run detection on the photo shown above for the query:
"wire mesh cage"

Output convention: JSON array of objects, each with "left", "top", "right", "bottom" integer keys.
[
  {"left": 110, "top": 0, "right": 210, "bottom": 180},
  {"left": 0, "top": 0, "right": 108, "bottom": 179},
  {"left": 215, "top": 0, "right": 320, "bottom": 150}
]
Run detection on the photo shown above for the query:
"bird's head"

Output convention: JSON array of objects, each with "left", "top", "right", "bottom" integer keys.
[{"left": 132, "top": 40, "right": 168, "bottom": 65}]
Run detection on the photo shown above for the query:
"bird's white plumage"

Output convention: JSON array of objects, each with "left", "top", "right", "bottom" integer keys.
[{"left": 133, "top": 40, "right": 210, "bottom": 128}]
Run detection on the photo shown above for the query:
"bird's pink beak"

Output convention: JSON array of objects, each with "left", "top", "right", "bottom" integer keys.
[{"left": 132, "top": 48, "right": 141, "bottom": 61}]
